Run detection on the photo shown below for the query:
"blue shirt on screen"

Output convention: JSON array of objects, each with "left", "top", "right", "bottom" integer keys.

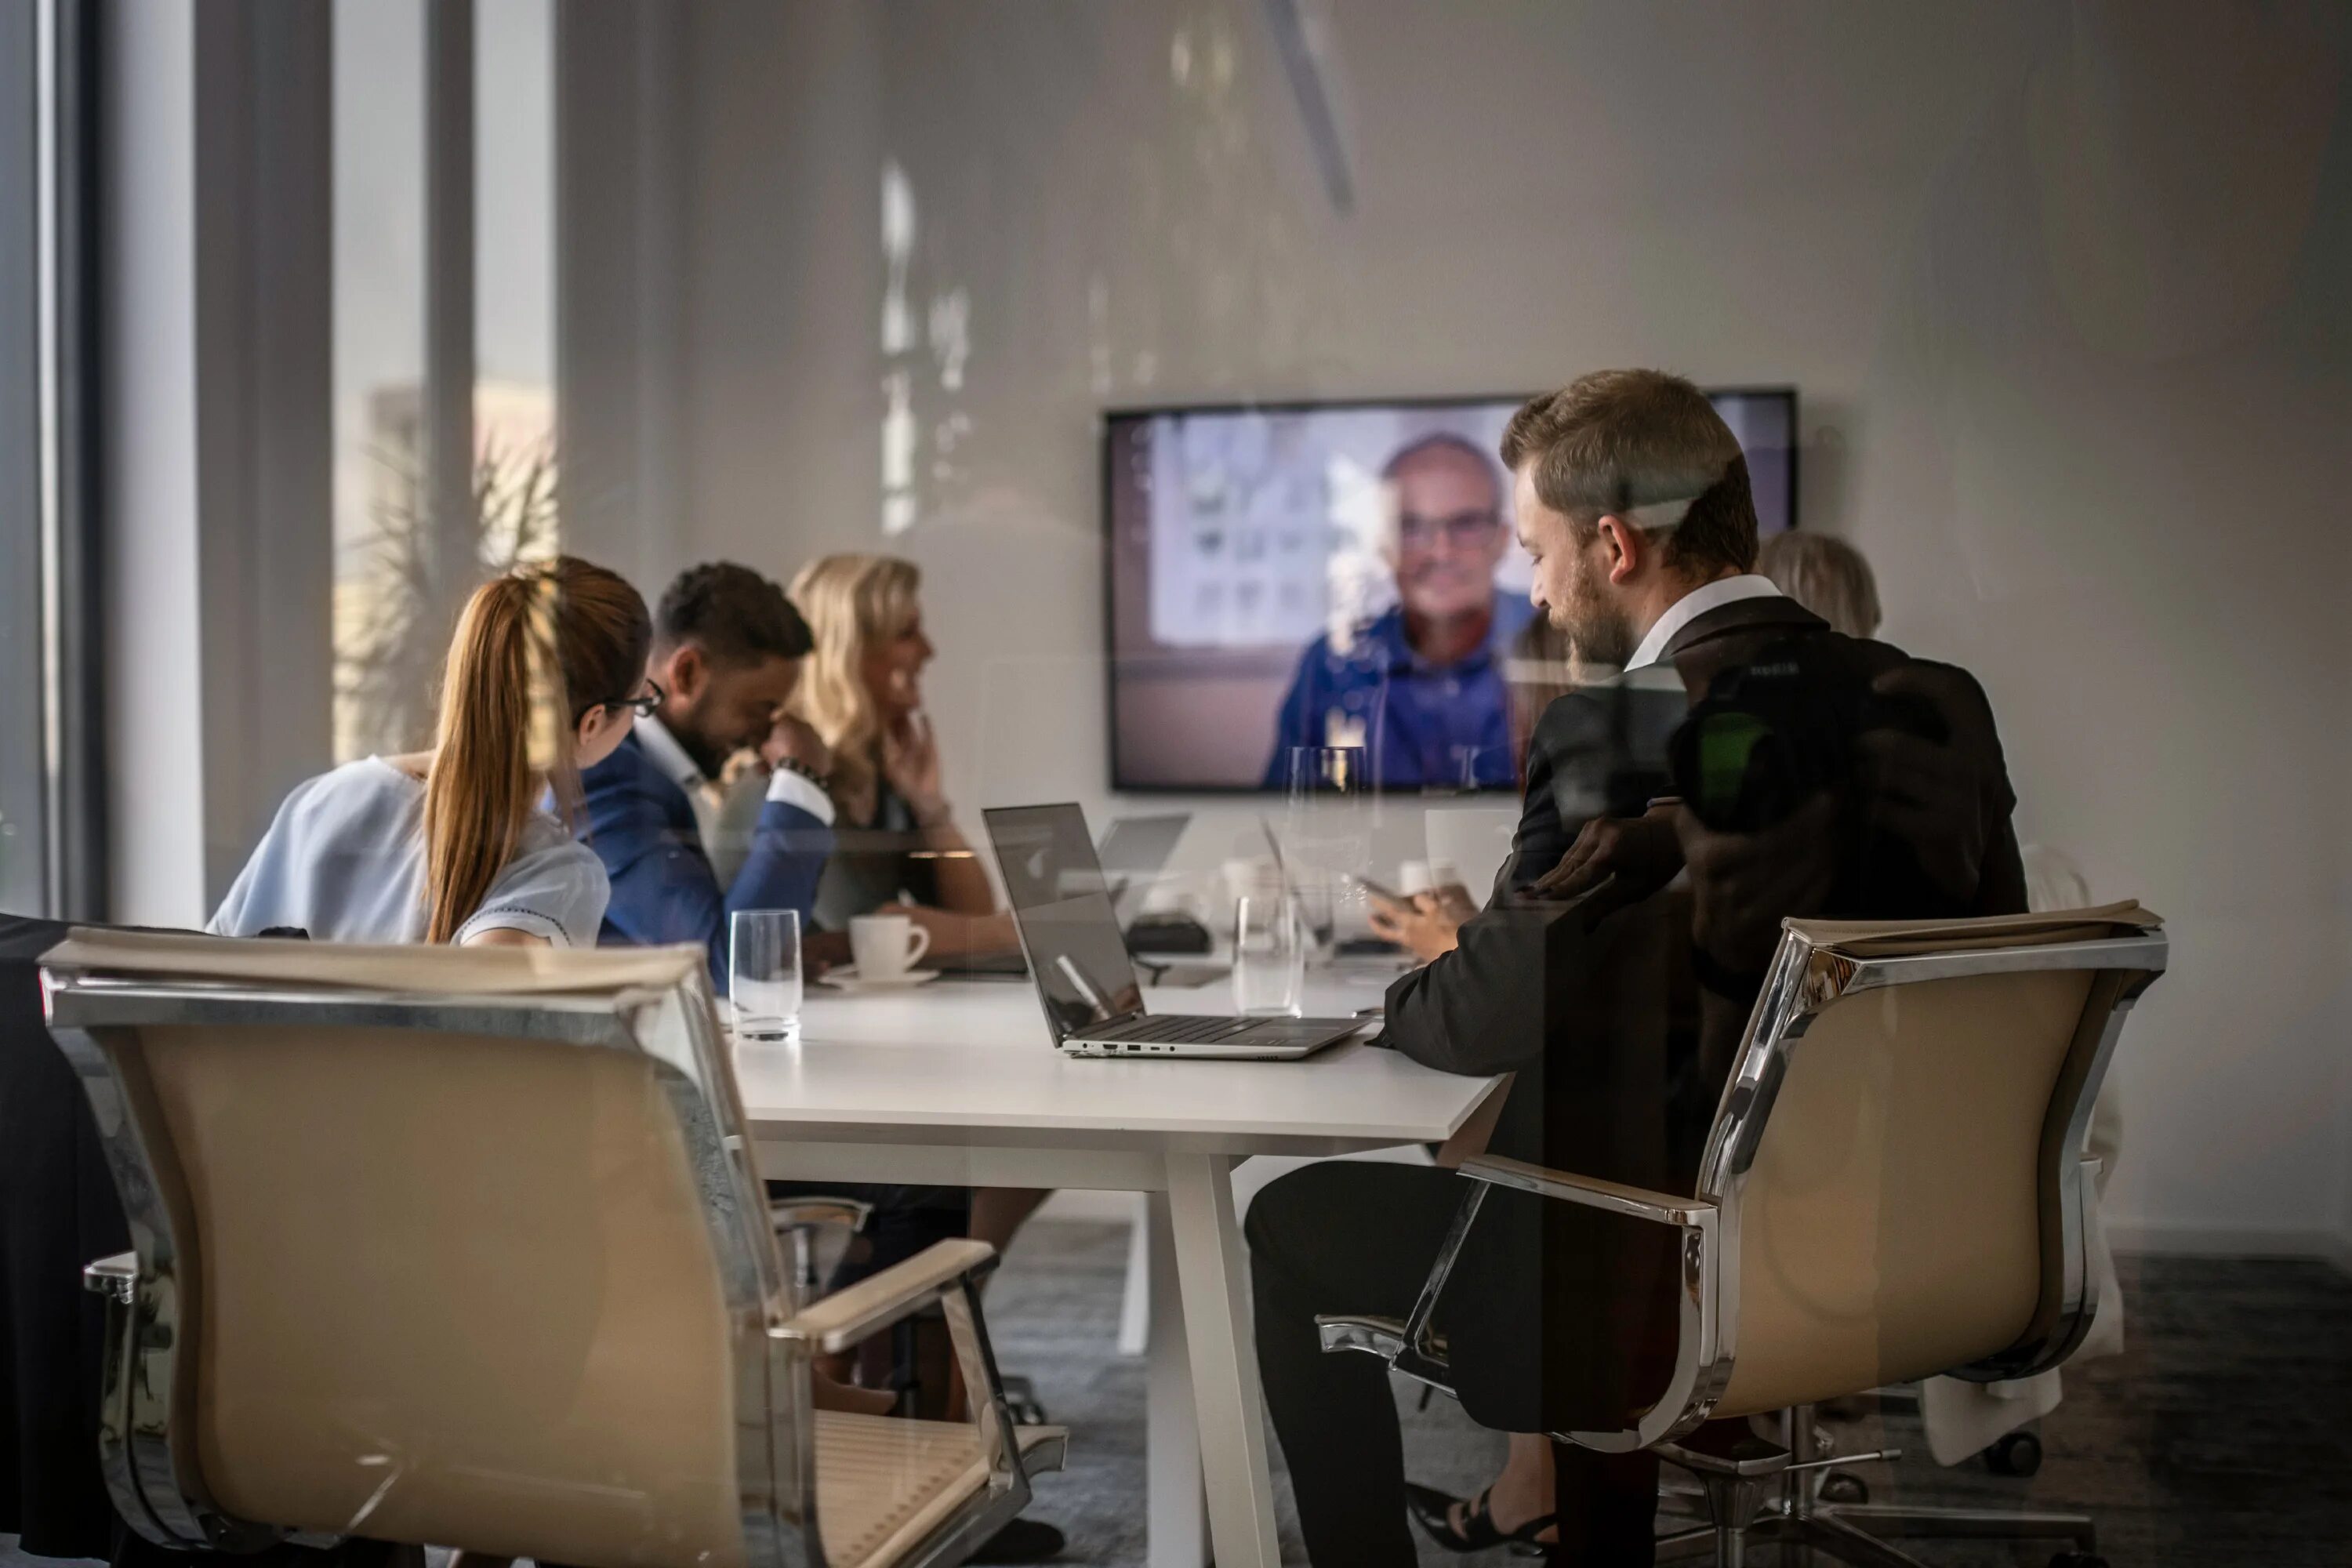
[{"left": 1263, "top": 593, "right": 1534, "bottom": 791}]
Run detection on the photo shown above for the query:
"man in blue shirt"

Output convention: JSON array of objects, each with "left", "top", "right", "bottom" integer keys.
[
  {"left": 1265, "top": 433, "right": 1533, "bottom": 790},
  {"left": 582, "top": 562, "right": 836, "bottom": 984}
]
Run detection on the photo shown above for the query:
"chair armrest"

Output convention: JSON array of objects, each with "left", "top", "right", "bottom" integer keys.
[
  {"left": 1458, "top": 1153, "right": 1716, "bottom": 1228},
  {"left": 774, "top": 1238, "right": 996, "bottom": 1354},
  {"left": 83, "top": 1251, "right": 136, "bottom": 1304}
]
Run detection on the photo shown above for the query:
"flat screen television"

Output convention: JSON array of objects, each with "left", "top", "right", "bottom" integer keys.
[{"left": 1104, "top": 389, "right": 1796, "bottom": 793}]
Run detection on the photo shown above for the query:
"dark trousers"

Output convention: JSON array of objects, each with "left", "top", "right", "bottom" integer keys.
[
  {"left": 766, "top": 1180, "right": 972, "bottom": 1287},
  {"left": 1246, "top": 1161, "right": 1660, "bottom": 1567}
]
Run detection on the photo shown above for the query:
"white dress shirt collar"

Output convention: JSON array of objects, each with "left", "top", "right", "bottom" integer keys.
[
  {"left": 633, "top": 713, "right": 707, "bottom": 793},
  {"left": 1624, "top": 574, "right": 1784, "bottom": 671}
]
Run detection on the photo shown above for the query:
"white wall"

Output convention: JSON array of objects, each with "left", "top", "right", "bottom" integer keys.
[{"left": 658, "top": 1, "right": 2352, "bottom": 1254}]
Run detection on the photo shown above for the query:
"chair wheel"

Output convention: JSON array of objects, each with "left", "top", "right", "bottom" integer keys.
[
  {"left": 1817, "top": 1471, "right": 1869, "bottom": 1504},
  {"left": 1000, "top": 1374, "right": 1051, "bottom": 1427},
  {"left": 1987, "top": 1429, "right": 2044, "bottom": 1477},
  {"left": 2048, "top": 1554, "right": 2106, "bottom": 1568}
]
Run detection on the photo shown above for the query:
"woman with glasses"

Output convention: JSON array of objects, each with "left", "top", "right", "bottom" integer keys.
[{"left": 210, "top": 556, "right": 655, "bottom": 947}]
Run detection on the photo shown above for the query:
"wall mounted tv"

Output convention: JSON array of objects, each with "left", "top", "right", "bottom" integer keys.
[{"left": 1103, "top": 388, "right": 1796, "bottom": 793}]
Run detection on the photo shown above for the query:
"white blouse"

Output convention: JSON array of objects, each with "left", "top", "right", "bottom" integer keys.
[{"left": 209, "top": 757, "right": 608, "bottom": 946}]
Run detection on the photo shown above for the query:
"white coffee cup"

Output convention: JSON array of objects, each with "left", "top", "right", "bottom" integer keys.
[{"left": 850, "top": 913, "right": 933, "bottom": 979}]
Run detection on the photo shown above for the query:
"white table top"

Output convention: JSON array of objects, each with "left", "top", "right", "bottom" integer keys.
[{"left": 732, "top": 971, "right": 1501, "bottom": 1155}]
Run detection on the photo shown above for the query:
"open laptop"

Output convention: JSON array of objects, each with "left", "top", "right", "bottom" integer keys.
[
  {"left": 1095, "top": 812, "right": 1189, "bottom": 917},
  {"left": 982, "top": 803, "right": 1366, "bottom": 1060}
]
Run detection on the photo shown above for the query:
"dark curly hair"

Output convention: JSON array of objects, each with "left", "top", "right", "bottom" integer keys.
[{"left": 653, "top": 561, "right": 813, "bottom": 667}]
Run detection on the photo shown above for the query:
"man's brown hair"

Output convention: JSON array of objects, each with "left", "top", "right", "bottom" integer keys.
[{"left": 1499, "top": 368, "right": 1759, "bottom": 578}]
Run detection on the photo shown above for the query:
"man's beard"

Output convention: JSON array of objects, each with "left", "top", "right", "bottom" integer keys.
[
  {"left": 1555, "top": 561, "right": 1635, "bottom": 669},
  {"left": 669, "top": 715, "right": 731, "bottom": 781}
]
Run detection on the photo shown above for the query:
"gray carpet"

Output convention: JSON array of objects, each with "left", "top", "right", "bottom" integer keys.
[
  {"left": 10, "top": 1232, "right": 2344, "bottom": 1567},
  {"left": 985, "top": 1221, "right": 2352, "bottom": 1566}
]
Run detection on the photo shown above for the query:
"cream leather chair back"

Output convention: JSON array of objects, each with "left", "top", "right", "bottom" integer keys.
[
  {"left": 1704, "top": 905, "right": 2163, "bottom": 1419},
  {"left": 42, "top": 932, "right": 780, "bottom": 1568}
]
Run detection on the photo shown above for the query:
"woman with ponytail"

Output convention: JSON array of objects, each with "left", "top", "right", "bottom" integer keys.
[{"left": 211, "top": 557, "right": 654, "bottom": 946}]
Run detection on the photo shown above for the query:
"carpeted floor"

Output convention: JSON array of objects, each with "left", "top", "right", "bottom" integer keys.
[
  {"left": 987, "top": 1221, "right": 2352, "bottom": 1566},
  {"left": 9, "top": 1228, "right": 2343, "bottom": 1568}
]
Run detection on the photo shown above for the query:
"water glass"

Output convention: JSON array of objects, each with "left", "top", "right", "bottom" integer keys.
[
  {"left": 1232, "top": 894, "right": 1304, "bottom": 1017},
  {"left": 1285, "top": 744, "right": 1372, "bottom": 948},
  {"left": 730, "top": 909, "right": 804, "bottom": 1041}
]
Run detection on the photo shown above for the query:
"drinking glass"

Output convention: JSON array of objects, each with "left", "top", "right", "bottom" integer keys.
[
  {"left": 1284, "top": 744, "right": 1373, "bottom": 951},
  {"left": 729, "top": 909, "right": 803, "bottom": 1041},
  {"left": 1232, "top": 894, "right": 1304, "bottom": 1017}
]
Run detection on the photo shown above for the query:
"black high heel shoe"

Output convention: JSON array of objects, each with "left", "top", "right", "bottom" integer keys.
[{"left": 1403, "top": 1482, "right": 1559, "bottom": 1557}]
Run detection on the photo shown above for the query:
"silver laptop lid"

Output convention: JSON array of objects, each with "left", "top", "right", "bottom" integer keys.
[
  {"left": 1096, "top": 814, "right": 1189, "bottom": 913},
  {"left": 982, "top": 804, "right": 1147, "bottom": 1046}
]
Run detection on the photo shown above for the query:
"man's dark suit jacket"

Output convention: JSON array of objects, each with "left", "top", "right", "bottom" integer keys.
[
  {"left": 580, "top": 732, "right": 832, "bottom": 985},
  {"left": 1377, "top": 593, "right": 2027, "bottom": 1435}
]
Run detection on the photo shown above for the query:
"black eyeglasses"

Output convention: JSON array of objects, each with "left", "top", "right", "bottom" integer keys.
[
  {"left": 1397, "top": 509, "right": 1501, "bottom": 549},
  {"left": 619, "top": 678, "right": 664, "bottom": 719}
]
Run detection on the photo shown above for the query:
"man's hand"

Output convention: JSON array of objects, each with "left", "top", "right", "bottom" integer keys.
[
  {"left": 1855, "top": 664, "right": 1996, "bottom": 906},
  {"left": 1367, "top": 884, "right": 1479, "bottom": 964},
  {"left": 802, "top": 928, "right": 852, "bottom": 976},
  {"left": 761, "top": 713, "right": 833, "bottom": 777},
  {"left": 1531, "top": 802, "right": 1684, "bottom": 901},
  {"left": 1676, "top": 792, "right": 1840, "bottom": 978}
]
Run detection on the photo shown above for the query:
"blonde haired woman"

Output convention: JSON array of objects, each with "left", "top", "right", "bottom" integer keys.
[
  {"left": 787, "top": 553, "right": 1014, "bottom": 960},
  {"left": 1756, "top": 530, "right": 1882, "bottom": 638},
  {"left": 785, "top": 554, "right": 1052, "bottom": 1396}
]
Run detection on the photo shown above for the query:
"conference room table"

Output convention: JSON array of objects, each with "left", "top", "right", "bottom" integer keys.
[{"left": 732, "top": 968, "right": 1504, "bottom": 1568}]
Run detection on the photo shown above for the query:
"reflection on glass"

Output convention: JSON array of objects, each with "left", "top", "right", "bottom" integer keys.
[
  {"left": 330, "top": 0, "right": 557, "bottom": 763},
  {"left": 330, "top": 0, "right": 426, "bottom": 760}
]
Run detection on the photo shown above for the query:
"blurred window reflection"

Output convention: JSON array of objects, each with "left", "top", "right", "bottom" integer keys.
[{"left": 332, "top": 0, "right": 556, "bottom": 762}]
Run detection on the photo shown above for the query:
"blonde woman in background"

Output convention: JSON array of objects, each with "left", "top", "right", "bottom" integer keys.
[
  {"left": 787, "top": 554, "right": 1016, "bottom": 961},
  {"left": 786, "top": 555, "right": 1050, "bottom": 1316},
  {"left": 1756, "top": 529, "right": 1882, "bottom": 637}
]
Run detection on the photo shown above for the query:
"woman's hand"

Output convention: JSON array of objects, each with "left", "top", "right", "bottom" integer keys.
[
  {"left": 1367, "top": 884, "right": 1478, "bottom": 964},
  {"left": 882, "top": 712, "right": 948, "bottom": 821}
]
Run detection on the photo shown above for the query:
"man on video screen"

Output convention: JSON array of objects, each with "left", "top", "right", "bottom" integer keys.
[{"left": 1264, "top": 433, "right": 1534, "bottom": 789}]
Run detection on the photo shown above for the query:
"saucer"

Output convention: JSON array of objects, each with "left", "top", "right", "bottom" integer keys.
[{"left": 817, "top": 967, "right": 942, "bottom": 993}]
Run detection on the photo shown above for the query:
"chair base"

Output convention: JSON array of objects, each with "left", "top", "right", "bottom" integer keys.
[
  {"left": 1654, "top": 1424, "right": 2098, "bottom": 1568},
  {"left": 1657, "top": 1505, "right": 2100, "bottom": 1566}
]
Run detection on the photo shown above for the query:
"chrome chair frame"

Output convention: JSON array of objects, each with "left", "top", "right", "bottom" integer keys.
[
  {"left": 1319, "top": 922, "right": 2166, "bottom": 1567},
  {"left": 45, "top": 951, "right": 1054, "bottom": 1568}
]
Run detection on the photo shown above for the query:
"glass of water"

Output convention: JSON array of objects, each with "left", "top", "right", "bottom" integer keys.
[
  {"left": 1285, "top": 745, "right": 1371, "bottom": 952},
  {"left": 1232, "top": 894, "right": 1304, "bottom": 1017},
  {"left": 729, "top": 909, "right": 803, "bottom": 1041}
]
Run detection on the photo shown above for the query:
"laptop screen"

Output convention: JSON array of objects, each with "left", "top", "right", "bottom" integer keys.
[{"left": 982, "top": 804, "right": 1147, "bottom": 1039}]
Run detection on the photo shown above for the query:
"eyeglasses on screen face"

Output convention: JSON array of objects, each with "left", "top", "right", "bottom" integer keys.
[{"left": 1397, "top": 509, "right": 1501, "bottom": 549}]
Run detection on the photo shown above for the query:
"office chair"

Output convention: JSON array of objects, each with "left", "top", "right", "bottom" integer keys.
[
  {"left": 44, "top": 929, "right": 1062, "bottom": 1568},
  {"left": 1319, "top": 902, "right": 2164, "bottom": 1568}
]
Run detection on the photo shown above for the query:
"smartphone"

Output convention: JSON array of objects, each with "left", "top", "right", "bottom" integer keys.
[{"left": 1342, "top": 869, "right": 1408, "bottom": 906}]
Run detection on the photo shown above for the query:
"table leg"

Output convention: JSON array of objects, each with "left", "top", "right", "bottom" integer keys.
[
  {"left": 1145, "top": 1189, "right": 1208, "bottom": 1568},
  {"left": 1164, "top": 1152, "right": 1281, "bottom": 1568}
]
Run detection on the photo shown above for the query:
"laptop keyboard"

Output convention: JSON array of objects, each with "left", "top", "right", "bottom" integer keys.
[{"left": 1087, "top": 1013, "right": 1263, "bottom": 1044}]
